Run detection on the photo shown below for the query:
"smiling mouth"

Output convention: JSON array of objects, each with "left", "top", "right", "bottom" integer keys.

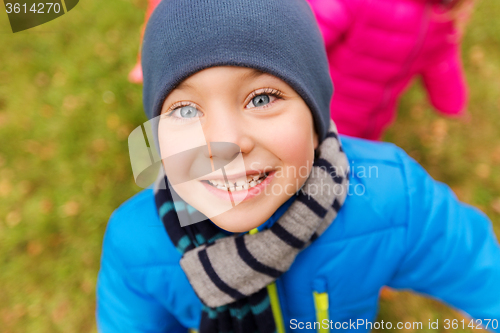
[{"left": 201, "top": 173, "right": 269, "bottom": 192}]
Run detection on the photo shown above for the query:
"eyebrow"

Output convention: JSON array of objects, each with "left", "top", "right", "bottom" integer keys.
[
  {"left": 240, "top": 68, "right": 266, "bottom": 81},
  {"left": 175, "top": 80, "right": 193, "bottom": 91}
]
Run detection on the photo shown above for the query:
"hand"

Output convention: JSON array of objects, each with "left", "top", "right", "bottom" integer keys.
[{"left": 128, "top": 62, "right": 143, "bottom": 84}]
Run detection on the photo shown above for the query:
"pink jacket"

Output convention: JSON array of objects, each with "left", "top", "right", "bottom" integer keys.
[{"left": 307, "top": 0, "right": 468, "bottom": 140}]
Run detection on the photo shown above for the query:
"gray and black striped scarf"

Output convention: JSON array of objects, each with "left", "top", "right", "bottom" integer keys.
[{"left": 154, "top": 121, "right": 349, "bottom": 333}]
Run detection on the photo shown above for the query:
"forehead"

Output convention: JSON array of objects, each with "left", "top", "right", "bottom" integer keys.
[{"left": 173, "top": 67, "right": 278, "bottom": 91}]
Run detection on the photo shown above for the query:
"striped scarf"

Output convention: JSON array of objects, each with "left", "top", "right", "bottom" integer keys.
[{"left": 154, "top": 121, "right": 349, "bottom": 333}]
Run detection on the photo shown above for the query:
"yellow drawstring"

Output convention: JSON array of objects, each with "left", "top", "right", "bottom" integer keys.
[{"left": 267, "top": 282, "right": 286, "bottom": 333}]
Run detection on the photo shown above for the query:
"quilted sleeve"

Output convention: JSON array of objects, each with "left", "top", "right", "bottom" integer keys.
[
  {"left": 421, "top": 45, "right": 468, "bottom": 116},
  {"left": 96, "top": 211, "right": 186, "bottom": 333},
  {"left": 388, "top": 152, "right": 500, "bottom": 331}
]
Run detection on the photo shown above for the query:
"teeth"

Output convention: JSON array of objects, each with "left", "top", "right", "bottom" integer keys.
[{"left": 206, "top": 173, "right": 269, "bottom": 191}]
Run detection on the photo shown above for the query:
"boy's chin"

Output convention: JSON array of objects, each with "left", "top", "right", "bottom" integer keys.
[
  {"left": 205, "top": 193, "right": 295, "bottom": 233},
  {"left": 209, "top": 211, "right": 271, "bottom": 233}
]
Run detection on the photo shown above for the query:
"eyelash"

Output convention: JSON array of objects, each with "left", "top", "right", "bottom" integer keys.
[
  {"left": 163, "top": 87, "right": 285, "bottom": 121},
  {"left": 246, "top": 88, "right": 284, "bottom": 109},
  {"left": 162, "top": 101, "right": 201, "bottom": 123}
]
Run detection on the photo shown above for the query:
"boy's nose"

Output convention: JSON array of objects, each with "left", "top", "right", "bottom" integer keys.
[
  {"left": 207, "top": 142, "right": 240, "bottom": 171},
  {"left": 202, "top": 108, "right": 255, "bottom": 155}
]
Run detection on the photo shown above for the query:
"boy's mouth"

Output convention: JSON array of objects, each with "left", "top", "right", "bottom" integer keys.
[{"left": 201, "top": 172, "right": 269, "bottom": 192}]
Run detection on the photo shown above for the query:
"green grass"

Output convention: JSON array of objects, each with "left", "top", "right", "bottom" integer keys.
[{"left": 0, "top": 0, "right": 499, "bottom": 332}]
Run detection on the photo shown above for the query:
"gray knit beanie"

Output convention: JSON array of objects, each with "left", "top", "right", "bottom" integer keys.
[{"left": 141, "top": 0, "right": 333, "bottom": 142}]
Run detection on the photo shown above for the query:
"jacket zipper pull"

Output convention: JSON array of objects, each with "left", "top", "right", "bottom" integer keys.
[{"left": 313, "top": 279, "right": 330, "bottom": 333}]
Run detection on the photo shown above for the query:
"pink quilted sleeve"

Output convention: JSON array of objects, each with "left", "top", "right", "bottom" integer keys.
[
  {"left": 306, "top": 0, "right": 354, "bottom": 49},
  {"left": 421, "top": 48, "right": 468, "bottom": 116}
]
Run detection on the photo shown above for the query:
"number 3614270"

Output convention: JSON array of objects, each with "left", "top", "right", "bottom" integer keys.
[
  {"left": 444, "top": 319, "right": 498, "bottom": 330},
  {"left": 5, "top": 3, "right": 62, "bottom": 14}
]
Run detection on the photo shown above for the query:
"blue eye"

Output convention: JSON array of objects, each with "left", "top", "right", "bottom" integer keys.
[
  {"left": 179, "top": 106, "right": 199, "bottom": 118},
  {"left": 162, "top": 104, "right": 203, "bottom": 123},
  {"left": 166, "top": 105, "right": 202, "bottom": 122},
  {"left": 251, "top": 95, "right": 270, "bottom": 107},
  {"left": 246, "top": 89, "right": 282, "bottom": 109}
]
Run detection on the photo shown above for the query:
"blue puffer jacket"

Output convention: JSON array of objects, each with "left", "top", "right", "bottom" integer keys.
[{"left": 96, "top": 136, "right": 500, "bottom": 332}]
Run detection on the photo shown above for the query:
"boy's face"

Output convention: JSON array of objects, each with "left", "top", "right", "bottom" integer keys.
[{"left": 159, "top": 66, "right": 318, "bottom": 232}]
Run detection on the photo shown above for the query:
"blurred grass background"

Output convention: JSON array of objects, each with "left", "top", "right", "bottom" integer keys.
[{"left": 0, "top": 0, "right": 498, "bottom": 332}]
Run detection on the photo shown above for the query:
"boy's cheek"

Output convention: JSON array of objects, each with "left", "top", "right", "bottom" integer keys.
[
  {"left": 269, "top": 127, "right": 316, "bottom": 164},
  {"left": 158, "top": 119, "right": 206, "bottom": 158}
]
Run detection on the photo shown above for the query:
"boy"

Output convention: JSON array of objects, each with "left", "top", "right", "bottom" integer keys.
[{"left": 97, "top": 0, "right": 500, "bottom": 332}]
